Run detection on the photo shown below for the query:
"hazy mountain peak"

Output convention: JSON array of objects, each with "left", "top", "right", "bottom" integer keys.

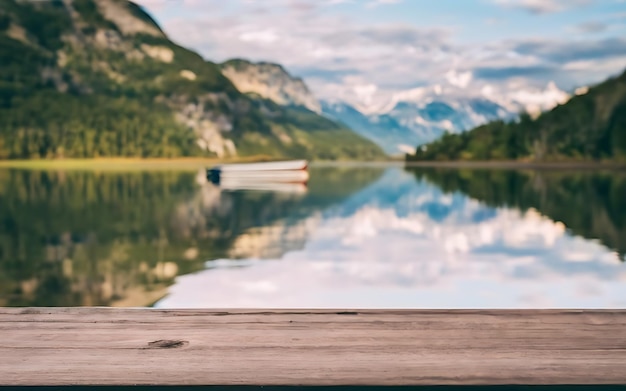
[{"left": 220, "top": 59, "right": 321, "bottom": 114}]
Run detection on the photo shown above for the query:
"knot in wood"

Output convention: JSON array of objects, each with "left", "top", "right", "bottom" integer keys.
[{"left": 147, "top": 339, "right": 189, "bottom": 349}]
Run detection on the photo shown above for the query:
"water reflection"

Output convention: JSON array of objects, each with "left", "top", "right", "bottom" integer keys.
[
  {"left": 0, "top": 167, "right": 383, "bottom": 306},
  {"left": 0, "top": 166, "right": 624, "bottom": 308},
  {"left": 156, "top": 167, "right": 626, "bottom": 309},
  {"left": 411, "top": 168, "right": 626, "bottom": 260}
]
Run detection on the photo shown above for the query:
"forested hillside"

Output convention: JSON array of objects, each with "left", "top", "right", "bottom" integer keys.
[
  {"left": 407, "top": 70, "right": 626, "bottom": 162},
  {"left": 0, "top": 0, "right": 384, "bottom": 160}
]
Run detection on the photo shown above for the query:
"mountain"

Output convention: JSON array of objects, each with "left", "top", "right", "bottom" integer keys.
[
  {"left": 322, "top": 79, "right": 573, "bottom": 156},
  {"left": 220, "top": 59, "right": 321, "bottom": 114},
  {"left": 323, "top": 97, "right": 514, "bottom": 155},
  {"left": 322, "top": 101, "right": 421, "bottom": 155},
  {"left": 407, "top": 69, "right": 626, "bottom": 162},
  {"left": 0, "top": 0, "right": 384, "bottom": 160}
]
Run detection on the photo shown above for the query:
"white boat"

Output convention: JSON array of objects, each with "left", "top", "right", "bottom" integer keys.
[
  {"left": 208, "top": 160, "right": 309, "bottom": 186},
  {"left": 216, "top": 160, "right": 307, "bottom": 173}
]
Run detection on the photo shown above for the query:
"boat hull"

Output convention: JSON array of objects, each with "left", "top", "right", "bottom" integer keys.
[
  {"left": 207, "top": 160, "right": 309, "bottom": 187},
  {"left": 216, "top": 160, "right": 307, "bottom": 173}
]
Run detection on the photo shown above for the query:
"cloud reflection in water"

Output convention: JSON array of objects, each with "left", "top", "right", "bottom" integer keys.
[{"left": 156, "top": 168, "right": 626, "bottom": 309}]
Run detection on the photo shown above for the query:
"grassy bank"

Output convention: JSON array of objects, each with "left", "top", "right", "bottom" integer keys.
[
  {"left": 0, "top": 156, "right": 400, "bottom": 171},
  {"left": 0, "top": 156, "right": 278, "bottom": 171}
]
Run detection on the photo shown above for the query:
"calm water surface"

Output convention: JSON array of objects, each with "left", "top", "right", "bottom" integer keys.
[{"left": 0, "top": 165, "right": 624, "bottom": 308}]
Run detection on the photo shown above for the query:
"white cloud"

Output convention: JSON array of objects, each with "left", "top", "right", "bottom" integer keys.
[
  {"left": 135, "top": 0, "right": 626, "bottom": 112},
  {"left": 445, "top": 70, "right": 473, "bottom": 88},
  {"left": 365, "top": 0, "right": 402, "bottom": 8},
  {"left": 492, "top": 0, "right": 591, "bottom": 14},
  {"left": 562, "top": 55, "right": 626, "bottom": 73},
  {"left": 238, "top": 29, "right": 280, "bottom": 44}
]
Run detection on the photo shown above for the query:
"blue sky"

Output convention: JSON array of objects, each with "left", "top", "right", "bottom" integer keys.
[{"left": 136, "top": 0, "right": 626, "bottom": 111}]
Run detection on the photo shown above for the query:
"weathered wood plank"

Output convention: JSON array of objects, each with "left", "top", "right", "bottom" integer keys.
[{"left": 0, "top": 309, "right": 625, "bottom": 386}]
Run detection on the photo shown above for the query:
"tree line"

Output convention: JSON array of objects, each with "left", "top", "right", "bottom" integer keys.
[{"left": 407, "top": 70, "right": 626, "bottom": 162}]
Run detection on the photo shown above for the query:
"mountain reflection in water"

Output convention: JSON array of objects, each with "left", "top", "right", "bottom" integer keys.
[
  {"left": 0, "top": 167, "right": 382, "bottom": 306},
  {"left": 0, "top": 165, "right": 624, "bottom": 308}
]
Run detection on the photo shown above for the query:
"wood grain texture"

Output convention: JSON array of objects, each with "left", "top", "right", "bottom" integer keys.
[{"left": 0, "top": 308, "right": 625, "bottom": 386}]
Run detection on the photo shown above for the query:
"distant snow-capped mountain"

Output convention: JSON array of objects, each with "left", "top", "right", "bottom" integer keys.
[
  {"left": 323, "top": 82, "right": 571, "bottom": 155},
  {"left": 321, "top": 101, "right": 423, "bottom": 155},
  {"left": 323, "top": 97, "right": 514, "bottom": 155}
]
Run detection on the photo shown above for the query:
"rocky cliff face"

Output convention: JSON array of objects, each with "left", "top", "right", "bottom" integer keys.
[{"left": 221, "top": 59, "right": 321, "bottom": 114}]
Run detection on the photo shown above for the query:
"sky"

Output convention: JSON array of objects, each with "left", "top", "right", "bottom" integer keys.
[{"left": 134, "top": 0, "right": 626, "bottom": 111}]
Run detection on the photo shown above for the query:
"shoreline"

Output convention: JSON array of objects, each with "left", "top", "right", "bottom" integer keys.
[
  {"left": 0, "top": 157, "right": 400, "bottom": 171},
  {"left": 0, "top": 156, "right": 279, "bottom": 171},
  {"left": 404, "top": 160, "right": 626, "bottom": 170},
  {"left": 0, "top": 158, "right": 624, "bottom": 171}
]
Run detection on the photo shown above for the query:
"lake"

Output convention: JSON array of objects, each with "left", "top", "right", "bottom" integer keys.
[{"left": 0, "top": 164, "right": 624, "bottom": 308}]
